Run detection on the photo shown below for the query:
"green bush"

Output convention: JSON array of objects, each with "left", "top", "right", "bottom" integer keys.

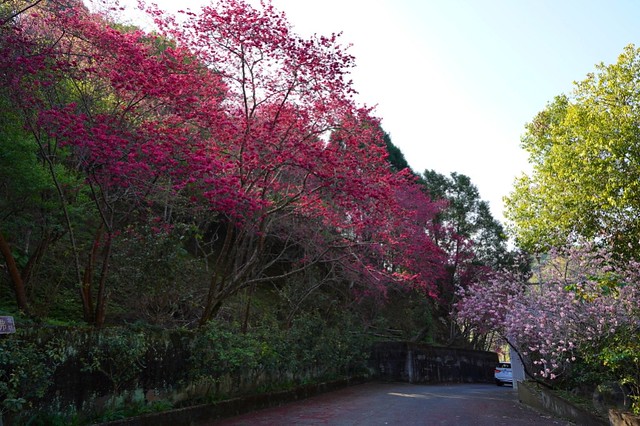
[
  {"left": 189, "top": 321, "right": 267, "bottom": 381},
  {"left": 0, "top": 329, "right": 71, "bottom": 419},
  {"left": 598, "top": 327, "right": 640, "bottom": 414},
  {"left": 80, "top": 328, "right": 149, "bottom": 394}
]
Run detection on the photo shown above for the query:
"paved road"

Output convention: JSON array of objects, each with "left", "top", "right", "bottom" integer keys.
[{"left": 206, "top": 382, "right": 574, "bottom": 426}]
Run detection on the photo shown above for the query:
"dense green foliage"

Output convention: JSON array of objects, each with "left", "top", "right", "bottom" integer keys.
[
  {"left": 383, "top": 131, "right": 411, "bottom": 172},
  {"left": 422, "top": 170, "right": 510, "bottom": 270}
]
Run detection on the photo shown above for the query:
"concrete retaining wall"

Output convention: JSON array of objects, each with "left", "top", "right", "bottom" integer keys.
[
  {"left": 517, "top": 380, "right": 608, "bottom": 426},
  {"left": 369, "top": 342, "right": 498, "bottom": 384}
]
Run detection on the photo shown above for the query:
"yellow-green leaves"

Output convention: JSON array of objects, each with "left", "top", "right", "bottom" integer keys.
[{"left": 506, "top": 44, "right": 640, "bottom": 259}]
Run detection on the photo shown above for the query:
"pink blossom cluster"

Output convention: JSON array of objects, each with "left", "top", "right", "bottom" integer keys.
[{"left": 456, "top": 242, "right": 640, "bottom": 380}]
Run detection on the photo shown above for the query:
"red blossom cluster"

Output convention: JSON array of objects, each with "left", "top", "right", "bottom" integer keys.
[{"left": 1, "top": 0, "right": 456, "bottom": 324}]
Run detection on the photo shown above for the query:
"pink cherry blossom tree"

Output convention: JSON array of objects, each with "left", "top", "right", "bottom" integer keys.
[{"left": 456, "top": 240, "right": 640, "bottom": 407}]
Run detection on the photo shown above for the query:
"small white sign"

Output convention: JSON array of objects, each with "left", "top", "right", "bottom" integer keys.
[{"left": 0, "top": 316, "right": 16, "bottom": 334}]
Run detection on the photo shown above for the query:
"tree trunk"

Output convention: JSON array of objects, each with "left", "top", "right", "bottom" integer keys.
[
  {"left": 200, "top": 296, "right": 223, "bottom": 326},
  {"left": 200, "top": 223, "right": 235, "bottom": 326},
  {"left": 94, "top": 233, "right": 112, "bottom": 328},
  {"left": 21, "top": 230, "right": 58, "bottom": 290},
  {"left": 241, "top": 283, "right": 256, "bottom": 333},
  {"left": 0, "top": 229, "right": 29, "bottom": 313},
  {"left": 81, "top": 225, "right": 104, "bottom": 323}
]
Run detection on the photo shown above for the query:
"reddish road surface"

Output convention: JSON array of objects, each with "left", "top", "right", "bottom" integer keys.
[{"left": 206, "top": 382, "right": 574, "bottom": 426}]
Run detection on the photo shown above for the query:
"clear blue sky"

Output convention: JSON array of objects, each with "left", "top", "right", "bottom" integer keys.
[{"left": 119, "top": 0, "right": 640, "bottom": 222}]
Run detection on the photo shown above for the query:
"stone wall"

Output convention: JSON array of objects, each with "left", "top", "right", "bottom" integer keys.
[
  {"left": 369, "top": 342, "right": 498, "bottom": 384},
  {"left": 609, "top": 409, "right": 640, "bottom": 426},
  {"left": 517, "top": 380, "right": 608, "bottom": 426}
]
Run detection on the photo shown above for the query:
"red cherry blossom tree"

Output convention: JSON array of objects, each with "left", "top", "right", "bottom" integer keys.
[
  {"left": 2, "top": 0, "right": 449, "bottom": 327},
  {"left": 2, "top": 0, "right": 235, "bottom": 325},
  {"left": 144, "top": 0, "right": 448, "bottom": 323}
]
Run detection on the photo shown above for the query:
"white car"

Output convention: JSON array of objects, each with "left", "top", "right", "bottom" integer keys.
[{"left": 494, "top": 362, "right": 513, "bottom": 386}]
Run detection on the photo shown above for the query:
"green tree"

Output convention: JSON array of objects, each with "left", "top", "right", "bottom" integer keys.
[
  {"left": 506, "top": 44, "right": 640, "bottom": 260},
  {"left": 421, "top": 169, "right": 510, "bottom": 345},
  {"left": 383, "top": 131, "right": 411, "bottom": 173},
  {"left": 422, "top": 170, "right": 509, "bottom": 270},
  {"left": 0, "top": 89, "right": 75, "bottom": 315}
]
